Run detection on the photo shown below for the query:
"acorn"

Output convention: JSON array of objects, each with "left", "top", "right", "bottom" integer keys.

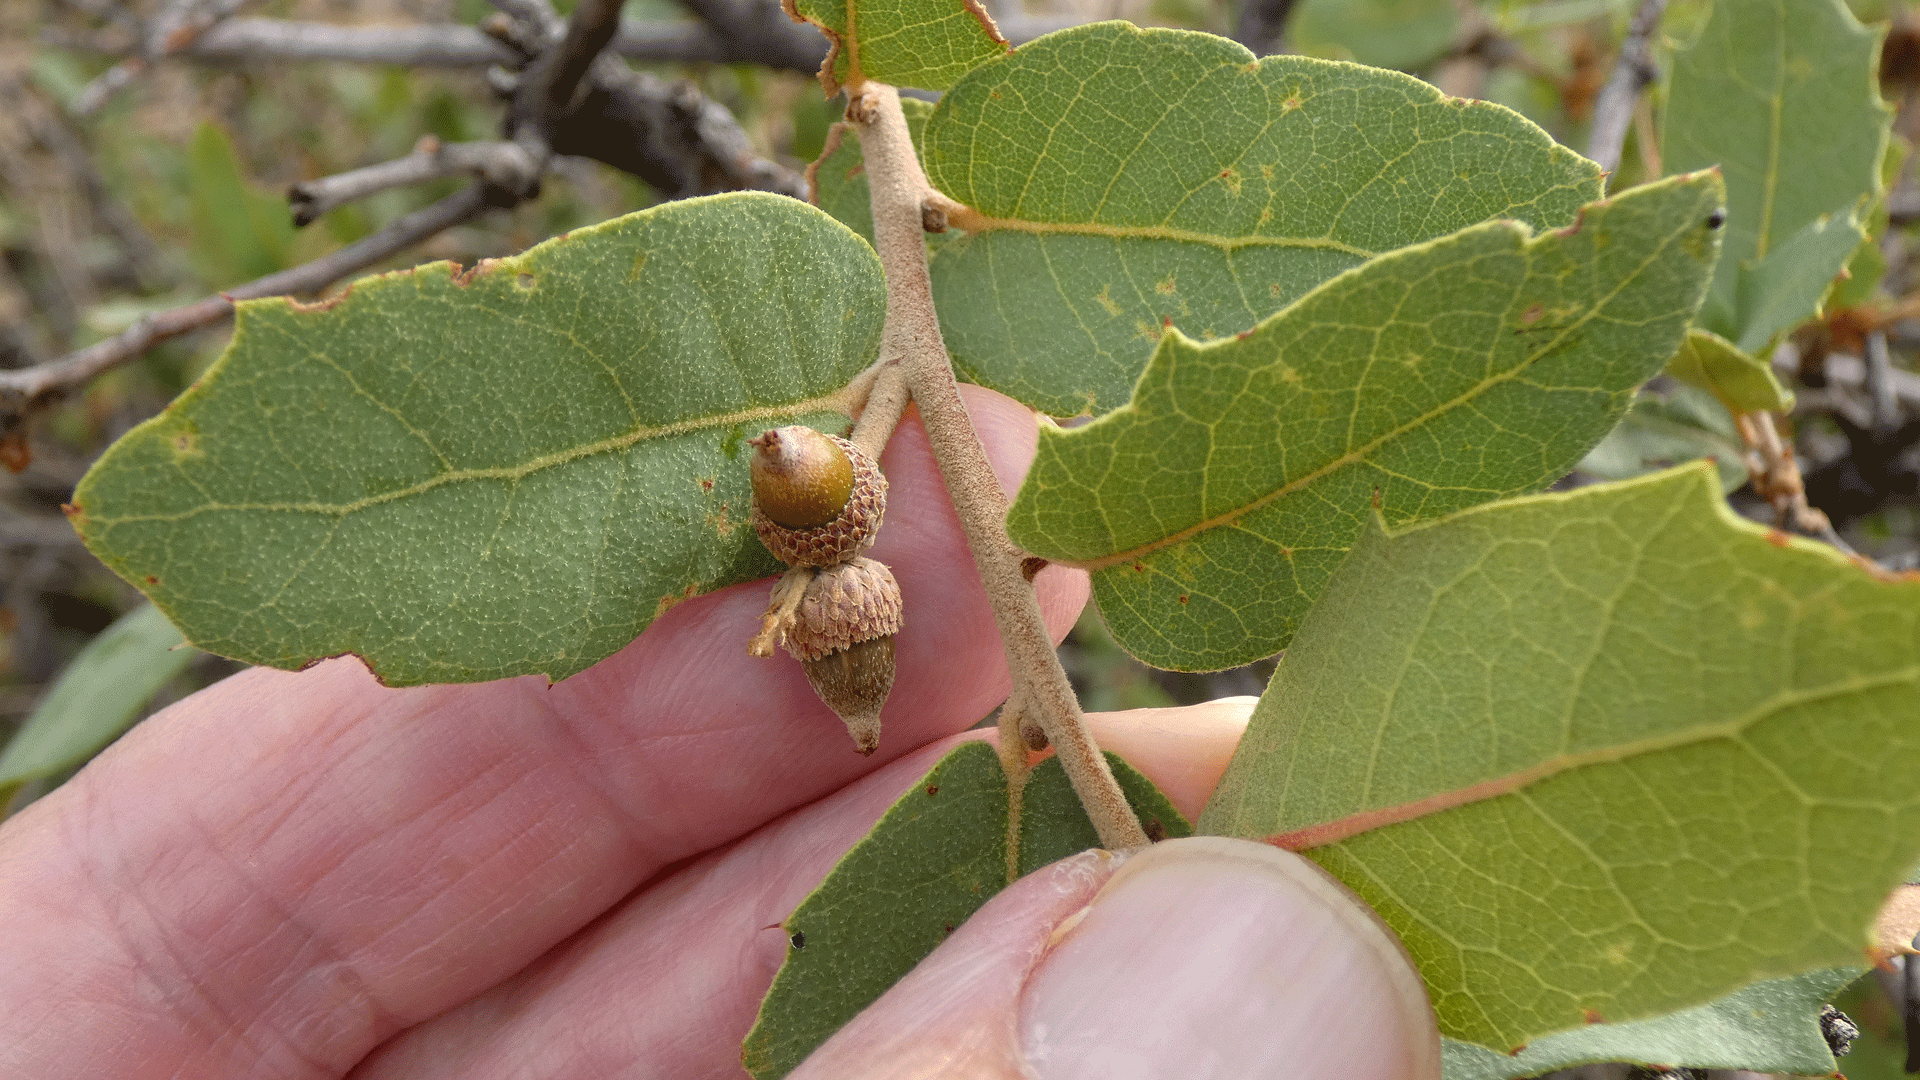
[
  {"left": 782, "top": 557, "right": 903, "bottom": 754},
  {"left": 749, "top": 426, "right": 886, "bottom": 567}
]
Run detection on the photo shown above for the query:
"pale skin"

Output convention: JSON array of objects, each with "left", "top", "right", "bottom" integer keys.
[{"left": 0, "top": 386, "right": 1438, "bottom": 1079}]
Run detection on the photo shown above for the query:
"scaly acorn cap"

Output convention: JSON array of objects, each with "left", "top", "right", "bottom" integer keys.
[
  {"left": 784, "top": 557, "right": 903, "bottom": 755},
  {"left": 749, "top": 427, "right": 885, "bottom": 567}
]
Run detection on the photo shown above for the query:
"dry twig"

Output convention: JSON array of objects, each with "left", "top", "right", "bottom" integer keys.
[
  {"left": 0, "top": 184, "right": 496, "bottom": 436},
  {"left": 1586, "top": 0, "right": 1669, "bottom": 178}
]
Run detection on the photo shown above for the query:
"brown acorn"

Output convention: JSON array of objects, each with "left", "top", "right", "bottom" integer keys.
[
  {"left": 783, "top": 557, "right": 903, "bottom": 754},
  {"left": 749, "top": 426, "right": 886, "bottom": 567}
]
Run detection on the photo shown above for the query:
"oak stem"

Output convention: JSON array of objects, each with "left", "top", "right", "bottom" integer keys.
[{"left": 848, "top": 83, "right": 1147, "bottom": 850}]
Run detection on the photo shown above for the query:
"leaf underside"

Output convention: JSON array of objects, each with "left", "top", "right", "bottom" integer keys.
[
  {"left": 1007, "top": 172, "right": 1725, "bottom": 671},
  {"left": 1201, "top": 464, "right": 1920, "bottom": 1052},
  {"left": 923, "top": 23, "right": 1604, "bottom": 418},
  {"left": 742, "top": 743, "right": 1188, "bottom": 1080},
  {"left": 788, "top": 0, "right": 1007, "bottom": 93},
  {"left": 1440, "top": 967, "right": 1862, "bottom": 1080},
  {"left": 72, "top": 193, "right": 887, "bottom": 686}
]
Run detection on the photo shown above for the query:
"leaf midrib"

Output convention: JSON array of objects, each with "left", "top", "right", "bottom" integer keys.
[
  {"left": 944, "top": 204, "right": 1379, "bottom": 256},
  {"left": 1062, "top": 214, "right": 1690, "bottom": 572},
  {"left": 82, "top": 390, "right": 856, "bottom": 526},
  {"left": 1263, "top": 664, "right": 1920, "bottom": 850}
]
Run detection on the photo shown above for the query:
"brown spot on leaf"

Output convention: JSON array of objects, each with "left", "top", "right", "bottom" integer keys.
[
  {"left": 926, "top": 784, "right": 939, "bottom": 796},
  {"left": 60, "top": 502, "right": 81, "bottom": 519},
  {"left": 1143, "top": 818, "right": 1167, "bottom": 842},
  {"left": 1582, "top": 1009, "right": 1604, "bottom": 1025},
  {"left": 145, "top": 576, "right": 158, "bottom": 586},
  {"left": 654, "top": 582, "right": 700, "bottom": 618},
  {"left": 1520, "top": 303, "right": 1544, "bottom": 325},
  {"left": 700, "top": 478, "right": 715, "bottom": 491},
  {"left": 452, "top": 259, "right": 503, "bottom": 287},
  {"left": 1177, "top": 594, "right": 1189, "bottom": 605},
  {"left": 1133, "top": 562, "right": 1146, "bottom": 572},
  {"left": 286, "top": 285, "right": 354, "bottom": 313}
]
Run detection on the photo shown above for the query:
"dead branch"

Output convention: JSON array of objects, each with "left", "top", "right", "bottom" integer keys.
[
  {"left": 288, "top": 139, "right": 539, "bottom": 226},
  {"left": 0, "top": 183, "right": 495, "bottom": 437},
  {"left": 1585, "top": 0, "right": 1668, "bottom": 178},
  {"left": 72, "top": 0, "right": 250, "bottom": 117},
  {"left": 55, "top": 10, "right": 1084, "bottom": 75}
]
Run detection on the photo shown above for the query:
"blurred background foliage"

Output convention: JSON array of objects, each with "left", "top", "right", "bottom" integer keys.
[{"left": 4, "top": 0, "right": 1920, "bottom": 1070}]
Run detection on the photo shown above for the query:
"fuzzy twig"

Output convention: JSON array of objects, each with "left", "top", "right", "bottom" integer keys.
[{"left": 848, "top": 84, "right": 1147, "bottom": 851}]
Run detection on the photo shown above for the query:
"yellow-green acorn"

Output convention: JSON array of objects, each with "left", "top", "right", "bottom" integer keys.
[{"left": 748, "top": 427, "right": 886, "bottom": 567}]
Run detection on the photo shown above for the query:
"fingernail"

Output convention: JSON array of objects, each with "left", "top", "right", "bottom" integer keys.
[{"left": 1018, "top": 836, "right": 1439, "bottom": 1080}]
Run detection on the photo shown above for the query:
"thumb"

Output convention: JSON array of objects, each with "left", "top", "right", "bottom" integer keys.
[{"left": 792, "top": 836, "right": 1441, "bottom": 1080}]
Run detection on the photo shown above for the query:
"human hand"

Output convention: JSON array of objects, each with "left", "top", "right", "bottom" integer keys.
[{"left": 0, "top": 386, "right": 1438, "bottom": 1079}]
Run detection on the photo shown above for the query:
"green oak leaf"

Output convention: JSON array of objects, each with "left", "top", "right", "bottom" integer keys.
[
  {"left": 922, "top": 22, "right": 1603, "bottom": 417},
  {"left": 787, "top": 0, "right": 1007, "bottom": 94},
  {"left": 1007, "top": 172, "right": 1725, "bottom": 671},
  {"left": 742, "top": 742, "right": 1188, "bottom": 1079},
  {"left": 1577, "top": 380, "right": 1748, "bottom": 493},
  {"left": 1733, "top": 206, "right": 1870, "bottom": 354},
  {"left": 72, "top": 193, "right": 886, "bottom": 687},
  {"left": 809, "top": 96, "right": 935, "bottom": 250},
  {"left": 1662, "top": 0, "right": 1888, "bottom": 351},
  {"left": 1664, "top": 327, "right": 1794, "bottom": 414},
  {"left": 1199, "top": 463, "right": 1920, "bottom": 1052},
  {"left": 1441, "top": 968, "right": 1863, "bottom": 1080},
  {"left": 0, "top": 604, "right": 195, "bottom": 810}
]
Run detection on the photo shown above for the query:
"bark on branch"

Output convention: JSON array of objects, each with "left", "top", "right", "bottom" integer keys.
[{"left": 848, "top": 84, "right": 1148, "bottom": 851}]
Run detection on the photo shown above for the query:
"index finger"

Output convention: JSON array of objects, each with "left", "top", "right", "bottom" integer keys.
[{"left": 0, "top": 385, "right": 1087, "bottom": 1080}]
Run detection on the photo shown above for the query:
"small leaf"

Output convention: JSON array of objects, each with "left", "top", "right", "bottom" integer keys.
[
  {"left": 787, "top": 0, "right": 1007, "bottom": 93},
  {"left": 1200, "top": 464, "right": 1920, "bottom": 1052},
  {"left": 923, "top": 22, "right": 1603, "bottom": 417},
  {"left": 1662, "top": 0, "right": 1888, "bottom": 349},
  {"left": 1577, "top": 380, "right": 1748, "bottom": 493},
  {"left": 1440, "top": 968, "right": 1863, "bottom": 1080},
  {"left": 73, "top": 193, "right": 886, "bottom": 686},
  {"left": 0, "top": 604, "right": 195, "bottom": 808},
  {"left": 809, "top": 97, "right": 936, "bottom": 249},
  {"left": 188, "top": 122, "right": 299, "bottom": 287},
  {"left": 742, "top": 742, "right": 1188, "bottom": 1079},
  {"left": 1733, "top": 206, "right": 1868, "bottom": 355},
  {"left": 1664, "top": 327, "right": 1794, "bottom": 414},
  {"left": 1007, "top": 172, "right": 1724, "bottom": 671}
]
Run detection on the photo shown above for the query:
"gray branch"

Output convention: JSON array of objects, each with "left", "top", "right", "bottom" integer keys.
[
  {"left": 64, "top": 10, "right": 1083, "bottom": 74},
  {"left": 1585, "top": 0, "right": 1669, "bottom": 177},
  {"left": 0, "top": 185, "right": 494, "bottom": 432},
  {"left": 288, "top": 140, "right": 540, "bottom": 226}
]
